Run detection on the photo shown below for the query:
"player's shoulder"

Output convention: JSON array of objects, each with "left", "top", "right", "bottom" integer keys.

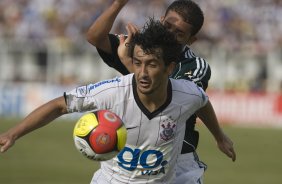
[
  {"left": 170, "top": 78, "right": 201, "bottom": 94},
  {"left": 180, "top": 46, "right": 209, "bottom": 63},
  {"left": 179, "top": 47, "right": 211, "bottom": 73},
  {"left": 80, "top": 74, "right": 133, "bottom": 95},
  {"left": 171, "top": 46, "right": 211, "bottom": 82},
  {"left": 170, "top": 78, "right": 208, "bottom": 104},
  {"left": 180, "top": 56, "right": 211, "bottom": 75},
  {"left": 101, "top": 74, "right": 133, "bottom": 88},
  {"left": 180, "top": 56, "right": 210, "bottom": 69},
  {"left": 171, "top": 54, "right": 211, "bottom": 83}
]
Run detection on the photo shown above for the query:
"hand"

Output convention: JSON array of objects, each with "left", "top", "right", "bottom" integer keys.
[
  {"left": 217, "top": 133, "right": 236, "bottom": 162},
  {"left": 118, "top": 23, "right": 139, "bottom": 73},
  {"left": 0, "top": 132, "right": 15, "bottom": 153}
]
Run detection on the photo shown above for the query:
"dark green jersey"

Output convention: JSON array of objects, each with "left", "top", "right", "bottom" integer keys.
[
  {"left": 96, "top": 34, "right": 211, "bottom": 153},
  {"left": 169, "top": 46, "right": 211, "bottom": 153},
  {"left": 170, "top": 47, "right": 211, "bottom": 91}
]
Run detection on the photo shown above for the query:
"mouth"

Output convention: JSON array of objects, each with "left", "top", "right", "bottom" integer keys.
[{"left": 139, "top": 79, "right": 151, "bottom": 88}]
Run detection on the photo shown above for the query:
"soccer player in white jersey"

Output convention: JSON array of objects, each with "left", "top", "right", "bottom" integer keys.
[
  {"left": 87, "top": 0, "right": 212, "bottom": 183},
  {"left": 0, "top": 19, "right": 235, "bottom": 184}
]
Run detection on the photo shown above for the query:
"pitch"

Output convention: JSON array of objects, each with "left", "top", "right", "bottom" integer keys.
[{"left": 0, "top": 118, "right": 281, "bottom": 184}]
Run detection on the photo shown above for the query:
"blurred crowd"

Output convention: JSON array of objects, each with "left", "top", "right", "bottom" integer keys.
[
  {"left": 0, "top": 0, "right": 282, "bottom": 91},
  {"left": 1, "top": 0, "right": 281, "bottom": 51},
  {"left": 199, "top": 0, "right": 282, "bottom": 54}
]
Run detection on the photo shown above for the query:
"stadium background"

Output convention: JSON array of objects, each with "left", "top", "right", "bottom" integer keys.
[{"left": 0, "top": 0, "right": 282, "bottom": 183}]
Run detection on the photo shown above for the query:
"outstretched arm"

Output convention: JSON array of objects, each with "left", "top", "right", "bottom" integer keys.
[
  {"left": 86, "top": 0, "right": 129, "bottom": 54},
  {"left": 0, "top": 97, "right": 67, "bottom": 153},
  {"left": 196, "top": 100, "right": 236, "bottom": 162}
]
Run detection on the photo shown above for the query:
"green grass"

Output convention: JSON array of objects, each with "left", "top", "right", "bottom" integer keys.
[
  {"left": 1, "top": 118, "right": 282, "bottom": 184},
  {"left": 197, "top": 124, "right": 282, "bottom": 184}
]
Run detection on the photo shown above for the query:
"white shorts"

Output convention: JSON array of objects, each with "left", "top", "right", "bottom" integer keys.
[{"left": 175, "top": 152, "right": 207, "bottom": 184}]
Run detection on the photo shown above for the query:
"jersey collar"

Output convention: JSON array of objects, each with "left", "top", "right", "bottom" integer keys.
[{"left": 132, "top": 75, "right": 172, "bottom": 120}]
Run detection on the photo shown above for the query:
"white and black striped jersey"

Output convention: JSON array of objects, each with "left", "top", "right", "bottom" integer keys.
[{"left": 64, "top": 74, "right": 208, "bottom": 183}]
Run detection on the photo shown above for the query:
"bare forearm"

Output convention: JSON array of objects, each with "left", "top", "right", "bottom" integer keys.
[
  {"left": 196, "top": 100, "right": 224, "bottom": 141},
  {"left": 86, "top": 1, "right": 128, "bottom": 49},
  {"left": 197, "top": 100, "right": 236, "bottom": 161},
  {"left": 7, "top": 97, "right": 67, "bottom": 141}
]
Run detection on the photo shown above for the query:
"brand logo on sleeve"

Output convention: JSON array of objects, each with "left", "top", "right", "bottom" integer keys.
[
  {"left": 77, "top": 86, "right": 87, "bottom": 97},
  {"left": 88, "top": 77, "right": 121, "bottom": 91}
]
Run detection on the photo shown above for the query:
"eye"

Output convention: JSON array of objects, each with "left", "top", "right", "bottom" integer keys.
[
  {"left": 149, "top": 63, "right": 157, "bottom": 68},
  {"left": 148, "top": 61, "right": 158, "bottom": 68},
  {"left": 133, "top": 59, "right": 141, "bottom": 66},
  {"left": 163, "top": 21, "right": 171, "bottom": 29}
]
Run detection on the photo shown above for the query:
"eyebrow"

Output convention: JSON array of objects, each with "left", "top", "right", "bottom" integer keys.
[
  {"left": 133, "top": 56, "right": 141, "bottom": 62},
  {"left": 133, "top": 56, "right": 159, "bottom": 63}
]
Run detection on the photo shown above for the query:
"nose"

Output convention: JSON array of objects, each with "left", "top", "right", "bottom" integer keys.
[{"left": 140, "top": 64, "right": 149, "bottom": 77}]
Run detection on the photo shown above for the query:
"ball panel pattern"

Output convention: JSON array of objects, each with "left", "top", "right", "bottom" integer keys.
[
  {"left": 73, "top": 110, "right": 127, "bottom": 161},
  {"left": 73, "top": 113, "right": 98, "bottom": 137},
  {"left": 116, "top": 126, "right": 127, "bottom": 151},
  {"left": 97, "top": 110, "right": 123, "bottom": 129},
  {"left": 89, "top": 126, "right": 117, "bottom": 154}
]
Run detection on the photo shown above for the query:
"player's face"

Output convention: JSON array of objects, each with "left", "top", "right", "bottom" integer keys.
[
  {"left": 132, "top": 45, "right": 174, "bottom": 96},
  {"left": 161, "top": 10, "right": 194, "bottom": 45}
]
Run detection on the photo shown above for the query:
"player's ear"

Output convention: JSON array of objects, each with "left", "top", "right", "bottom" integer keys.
[
  {"left": 167, "top": 62, "right": 176, "bottom": 75},
  {"left": 160, "top": 16, "right": 165, "bottom": 24}
]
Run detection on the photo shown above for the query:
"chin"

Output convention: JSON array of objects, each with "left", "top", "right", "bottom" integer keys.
[{"left": 138, "top": 87, "right": 153, "bottom": 95}]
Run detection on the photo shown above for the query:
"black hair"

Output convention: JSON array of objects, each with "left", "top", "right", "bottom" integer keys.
[
  {"left": 165, "top": 0, "right": 204, "bottom": 36},
  {"left": 132, "top": 18, "right": 182, "bottom": 66}
]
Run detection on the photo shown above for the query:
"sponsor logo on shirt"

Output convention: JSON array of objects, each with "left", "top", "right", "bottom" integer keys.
[
  {"left": 88, "top": 77, "right": 121, "bottom": 91},
  {"left": 141, "top": 160, "right": 168, "bottom": 176},
  {"left": 76, "top": 77, "right": 121, "bottom": 97},
  {"left": 117, "top": 147, "right": 168, "bottom": 175}
]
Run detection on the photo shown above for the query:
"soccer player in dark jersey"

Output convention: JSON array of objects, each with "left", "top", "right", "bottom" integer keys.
[{"left": 86, "top": 0, "right": 219, "bottom": 183}]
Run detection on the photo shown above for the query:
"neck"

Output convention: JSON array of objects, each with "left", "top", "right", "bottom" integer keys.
[{"left": 138, "top": 81, "right": 168, "bottom": 113}]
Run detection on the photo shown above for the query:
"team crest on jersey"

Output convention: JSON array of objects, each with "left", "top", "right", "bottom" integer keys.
[{"left": 160, "top": 118, "right": 176, "bottom": 141}]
